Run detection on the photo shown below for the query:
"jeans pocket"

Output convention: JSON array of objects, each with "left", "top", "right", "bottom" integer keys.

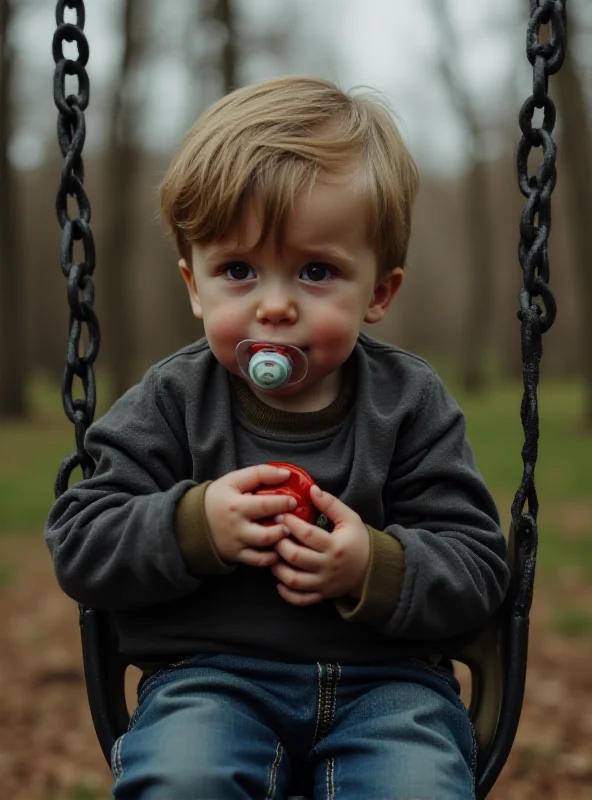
[
  {"left": 136, "top": 656, "right": 192, "bottom": 703},
  {"left": 110, "top": 704, "right": 143, "bottom": 785},
  {"left": 409, "top": 657, "right": 461, "bottom": 692},
  {"left": 410, "top": 658, "right": 478, "bottom": 779}
]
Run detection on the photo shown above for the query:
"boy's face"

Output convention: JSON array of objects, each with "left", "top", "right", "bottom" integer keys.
[{"left": 179, "top": 170, "right": 403, "bottom": 411}]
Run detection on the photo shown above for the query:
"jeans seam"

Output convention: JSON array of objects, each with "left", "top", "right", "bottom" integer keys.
[
  {"left": 127, "top": 705, "right": 141, "bottom": 731},
  {"left": 468, "top": 716, "right": 478, "bottom": 783},
  {"left": 313, "top": 663, "right": 323, "bottom": 745},
  {"left": 111, "top": 734, "right": 124, "bottom": 783},
  {"left": 265, "top": 740, "right": 283, "bottom": 799},
  {"left": 111, "top": 702, "right": 142, "bottom": 786},
  {"left": 325, "top": 756, "right": 335, "bottom": 800},
  {"left": 313, "top": 663, "right": 342, "bottom": 747}
]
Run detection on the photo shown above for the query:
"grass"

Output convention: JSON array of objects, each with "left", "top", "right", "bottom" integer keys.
[
  {"left": 456, "top": 378, "right": 592, "bottom": 581},
  {"left": 458, "top": 380, "right": 591, "bottom": 502},
  {"left": 0, "top": 371, "right": 114, "bottom": 534},
  {"left": 0, "top": 562, "right": 16, "bottom": 589},
  {"left": 0, "top": 373, "right": 590, "bottom": 584},
  {"left": 551, "top": 606, "right": 592, "bottom": 638}
]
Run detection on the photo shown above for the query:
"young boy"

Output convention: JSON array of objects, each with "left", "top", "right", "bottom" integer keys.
[{"left": 46, "top": 76, "right": 510, "bottom": 799}]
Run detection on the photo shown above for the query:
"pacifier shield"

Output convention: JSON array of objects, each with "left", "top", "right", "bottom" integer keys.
[{"left": 236, "top": 340, "right": 309, "bottom": 390}]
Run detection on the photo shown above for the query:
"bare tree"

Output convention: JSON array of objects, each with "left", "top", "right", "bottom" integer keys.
[
  {"left": 427, "top": 0, "right": 496, "bottom": 393},
  {"left": 161, "top": 0, "right": 332, "bottom": 357},
  {"left": 554, "top": 27, "right": 592, "bottom": 429},
  {"left": 101, "top": 0, "right": 145, "bottom": 402},
  {"left": 209, "top": 0, "right": 238, "bottom": 92},
  {"left": 499, "top": 106, "right": 530, "bottom": 380},
  {"left": 186, "top": 0, "right": 240, "bottom": 119},
  {"left": 0, "top": 0, "right": 25, "bottom": 417},
  {"left": 171, "top": 0, "right": 240, "bottom": 348}
]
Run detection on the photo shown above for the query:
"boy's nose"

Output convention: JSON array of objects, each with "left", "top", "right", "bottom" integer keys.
[{"left": 255, "top": 303, "right": 297, "bottom": 325}]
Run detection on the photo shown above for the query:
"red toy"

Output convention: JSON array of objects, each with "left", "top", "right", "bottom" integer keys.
[{"left": 255, "top": 462, "right": 316, "bottom": 526}]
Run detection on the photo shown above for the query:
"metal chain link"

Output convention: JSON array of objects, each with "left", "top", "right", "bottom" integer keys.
[
  {"left": 512, "top": 0, "right": 566, "bottom": 615},
  {"left": 52, "top": 0, "right": 99, "bottom": 497}
]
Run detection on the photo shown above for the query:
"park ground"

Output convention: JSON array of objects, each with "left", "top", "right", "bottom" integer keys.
[{"left": 0, "top": 376, "right": 591, "bottom": 799}]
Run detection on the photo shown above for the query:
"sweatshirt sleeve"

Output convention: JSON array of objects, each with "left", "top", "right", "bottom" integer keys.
[
  {"left": 335, "top": 370, "right": 510, "bottom": 639},
  {"left": 45, "top": 367, "right": 233, "bottom": 611}
]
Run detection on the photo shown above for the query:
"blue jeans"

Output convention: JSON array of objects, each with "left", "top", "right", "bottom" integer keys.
[{"left": 111, "top": 654, "right": 476, "bottom": 799}]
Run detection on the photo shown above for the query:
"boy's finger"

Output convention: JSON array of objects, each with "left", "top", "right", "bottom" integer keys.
[
  {"left": 232, "top": 464, "right": 290, "bottom": 492},
  {"left": 241, "top": 492, "right": 296, "bottom": 519},
  {"left": 279, "top": 513, "right": 329, "bottom": 552},
  {"left": 276, "top": 583, "right": 323, "bottom": 606},
  {"left": 239, "top": 548, "right": 280, "bottom": 567},
  {"left": 243, "top": 522, "right": 289, "bottom": 547},
  {"left": 309, "top": 485, "right": 347, "bottom": 523}
]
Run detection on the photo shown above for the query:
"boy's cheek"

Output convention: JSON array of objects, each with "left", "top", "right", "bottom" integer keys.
[{"left": 202, "top": 317, "right": 245, "bottom": 368}]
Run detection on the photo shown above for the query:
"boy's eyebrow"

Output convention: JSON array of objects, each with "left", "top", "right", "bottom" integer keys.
[
  {"left": 299, "top": 247, "right": 354, "bottom": 267},
  {"left": 203, "top": 246, "right": 253, "bottom": 263},
  {"left": 203, "top": 246, "right": 355, "bottom": 267}
]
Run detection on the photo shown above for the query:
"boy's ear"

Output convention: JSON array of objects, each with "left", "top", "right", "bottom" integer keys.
[
  {"left": 179, "top": 259, "right": 203, "bottom": 319},
  {"left": 364, "top": 268, "right": 404, "bottom": 324}
]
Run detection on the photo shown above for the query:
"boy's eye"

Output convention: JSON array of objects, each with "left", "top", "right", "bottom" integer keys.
[
  {"left": 300, "top": 263, "right": 334, "bottom": 282},
  {"left": 223, "top": 262, "right": 255, "bottom": 281},
  {"left": 221, "top": 261, "right": 334, "bottom": 282}
]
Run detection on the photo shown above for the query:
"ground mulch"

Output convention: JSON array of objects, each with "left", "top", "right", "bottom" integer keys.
[{"left": 1, "top": 535, "right": 591, "bottom": 800}]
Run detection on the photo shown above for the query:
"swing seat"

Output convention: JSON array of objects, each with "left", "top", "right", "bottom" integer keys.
[{"left": 79, "top": 528, "right": 525, "bottom": 799}]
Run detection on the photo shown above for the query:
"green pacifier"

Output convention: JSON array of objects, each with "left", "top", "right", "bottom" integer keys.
[
  {"left": 235, "top": 339, "right": 309, "bottom": 391},
  {"left": 248, "top": 351, "right": 292, "bottom": 389}
]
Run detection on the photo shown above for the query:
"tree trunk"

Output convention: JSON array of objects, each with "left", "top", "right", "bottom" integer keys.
[
  {"left": 499, "top": 0, "right": 530, "bottom": 383},
  {"left": 460, "top": 157, "right": 496, "bottom": 393},
  {"left": 172, "top": 0, "right": 239, "bottom": 349},
  {"left": 0, "top": 0, "right": 25, "bottom": 417},
  {"left": 427, "top": 0, "right": 495, "bottom": 393},
  {"left": 554, "top": 36, "right": 592, "bottom": 429},
  {"left": 101, "top": 0, "right": 142, "bottom": 402},
  {"left": 500, "top": 151, "right": 527, "bottom": 382},
  {"left": 210, "top": 0, "right": 238, "bottom": 92}
]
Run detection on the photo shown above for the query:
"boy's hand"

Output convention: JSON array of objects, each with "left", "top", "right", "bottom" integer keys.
[
  {"left": 204, "top": 465, "right": 296, "bottom": 567},
  {"left": 272, "top": 485, "right": 370, "bottom": 606}
]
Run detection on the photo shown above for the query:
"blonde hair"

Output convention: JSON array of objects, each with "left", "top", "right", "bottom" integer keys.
[{"left": 160, "top": 75, "right": 419, "bottom": 277}]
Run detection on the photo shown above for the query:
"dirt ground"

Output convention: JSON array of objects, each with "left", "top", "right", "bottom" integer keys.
[{"left": 1, "top": 535, "right": 591, "bottom": 800}]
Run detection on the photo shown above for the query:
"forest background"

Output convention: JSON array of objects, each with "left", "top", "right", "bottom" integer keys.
[
  {"left": 1, "top": 0, "right": 592, "bottom": 414},
  {"left": 0, "top": 1, "right": 591, "bottom": 799}
]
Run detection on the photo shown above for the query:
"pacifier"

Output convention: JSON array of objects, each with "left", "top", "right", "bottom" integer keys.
[{"left": 236, "top": 339, "right": 309, "bottom": 390}]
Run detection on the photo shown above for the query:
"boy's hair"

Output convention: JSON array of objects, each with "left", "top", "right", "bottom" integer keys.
[{"left": 160, "top": 76, "right": 419, "bottom": 278}]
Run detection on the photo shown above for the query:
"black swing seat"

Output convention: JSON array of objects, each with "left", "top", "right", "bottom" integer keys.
[{"left": 80, "top": 527, "right": 526, "bottom": 799}]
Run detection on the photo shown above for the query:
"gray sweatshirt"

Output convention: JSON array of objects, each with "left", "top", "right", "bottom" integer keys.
[{"left": 45, "top": 332, "right": 510, "bottom": 666}]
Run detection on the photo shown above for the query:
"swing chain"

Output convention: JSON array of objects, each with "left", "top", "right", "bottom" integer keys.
[
  {"left": 52, "top": 0, "right": 99, "bottom": 496},
  {"left": 517, "top": 0, "right": 565, "bottom": 331},
  {"left": 512, "top": 0, "right": 566, "bottom": 614}
]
